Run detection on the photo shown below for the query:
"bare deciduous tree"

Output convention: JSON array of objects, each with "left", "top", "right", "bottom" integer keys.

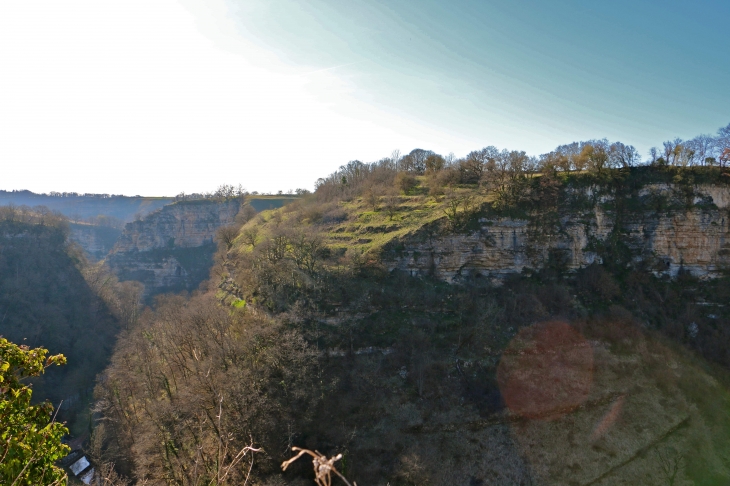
[
  {"left": 95, "top": 294, "right": 317, "bottom": 484},
  {"left": 401, "top": 149, "right": 433, "bottom": 174},
  {"left": 236, "top": 204, "right": 258, "bottom": 225},
  {"left": 442, "top": 190, "right": 476, "bottom": 232},
  {"left": 241, "top": 226, "right": 260, "bottom": 248},
  {"left": 609, "top": 141, "right": 641, "bottom": 168},
  {"left": 461, "top": 146, "right": 499, "bottom": 184},
  {"left": 288, "top": 230, "right": 326, "bottom": 275},
  {"left": 363, "top": 186, "right": 382, "bottom": 211},
  {"left": 395, "top": 172, "right": 418, "bottom": 195},
  {"left": 383, "top": 191, "right": 400, "bottom": 221},
  {"left": 424, "top": 153, "right": 446, "bottom": 173},
  {"left": 216, "top": 225, "right": 240, "bottom": 251},
  {"left": 655, "top": 447, "right": 684, "bottom": 486}
]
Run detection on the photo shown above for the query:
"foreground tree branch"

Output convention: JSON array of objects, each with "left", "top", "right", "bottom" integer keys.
[{"left": 282, "top": 447, "right": 356, "bottom": 486}]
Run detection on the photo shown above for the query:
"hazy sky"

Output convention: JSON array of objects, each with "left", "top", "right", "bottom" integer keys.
[{"left": 2, "top": 0, "right": 729, "bottom": 195}]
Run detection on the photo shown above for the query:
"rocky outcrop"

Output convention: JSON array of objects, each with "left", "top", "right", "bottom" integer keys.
[
  {"left": 387, "top": 184, "right": 730, "bottom": 282},
  {"left": 68, "top": 223, "right": 121, "bottom": 260},
  {"left": 107, "top": 199, "right": 240, "bottom": 296},
  {"left": 112, "top": 199, "right": 240, "bottom": 252}
]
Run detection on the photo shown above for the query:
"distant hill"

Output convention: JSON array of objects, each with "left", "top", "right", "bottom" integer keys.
[
  {"left": 246, "top": 194, "right": 299, "bottom": 212},
  {"left": 0, "top": 190, "right": 300, "bottom": 223},
  {"left": 0, "top": 190, "right": 174, "bottom": 222}
]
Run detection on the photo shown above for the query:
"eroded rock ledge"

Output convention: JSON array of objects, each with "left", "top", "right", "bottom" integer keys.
[
  {"left": 108, "top": 199, "right": 239, "bottom": 296},
  {"left": 387, "top": 184, "right": 730, "bottom": 282}
]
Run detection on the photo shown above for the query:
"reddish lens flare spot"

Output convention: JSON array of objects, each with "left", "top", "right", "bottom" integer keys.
[
  {"left": 498, "top": 321, "right": 594, "bottom": 419},
  {"left": 590, "top": 395, "right": 625, "bottom": 441}
]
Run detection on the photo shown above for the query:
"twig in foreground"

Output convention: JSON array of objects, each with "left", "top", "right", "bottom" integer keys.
[{"left": 281, "top": 447, "right": 356, "bottom": 486}]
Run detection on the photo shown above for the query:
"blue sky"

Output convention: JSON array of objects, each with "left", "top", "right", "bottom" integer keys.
[
  {"left": 231, "top": 0, "right": 729, "bottom": 144},
  {"left": 1, "top": 0, "right": 728, "bottom": 195}
]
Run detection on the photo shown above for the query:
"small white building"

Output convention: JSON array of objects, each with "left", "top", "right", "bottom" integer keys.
[{"left": 69, "top": 456, "right": 90, "bottom": 476}]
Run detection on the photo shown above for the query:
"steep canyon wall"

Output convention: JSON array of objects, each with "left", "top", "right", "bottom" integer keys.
[
  {"left": 68, "top": 223, "right": 122, "bottom": 260},
  {"left": 387, "top": 184, "right": 730, "bottom": 282},
  {"left": 108, "top": 199, "right": 240, "bottom": 296}
]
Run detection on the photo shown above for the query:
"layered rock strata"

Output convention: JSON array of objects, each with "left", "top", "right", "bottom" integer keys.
[
  {"left": 113, "top": 199, "right": 239, "bottom": 251},
  {"left": 108, "top": 199, "right": 239, "bottom": 296},
  {"left": 387, "top": 184, "right": 730, "bottom": 282}
]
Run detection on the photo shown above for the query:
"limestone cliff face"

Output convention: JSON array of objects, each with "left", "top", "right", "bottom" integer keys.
[
  {"left": 113, "top": 199, "right": 239, "bottom": 252},
  {"left": 68, "top": 223, "right": 122, "bottom": 260},
  {"left": 387, "top": 184, "right": 730, "bottom": 282},
  {"left": 108, "top": 200, "right": 240, "bottom": 296}
]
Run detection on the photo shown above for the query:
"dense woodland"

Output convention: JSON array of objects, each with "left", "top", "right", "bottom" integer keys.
[{"left": 3, "top": 123, "right": 730, "bottom": 484}]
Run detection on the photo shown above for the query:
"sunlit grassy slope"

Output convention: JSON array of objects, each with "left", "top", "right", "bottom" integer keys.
[{"left": 236, "top": 183, "right": 491, "bottom": 260}]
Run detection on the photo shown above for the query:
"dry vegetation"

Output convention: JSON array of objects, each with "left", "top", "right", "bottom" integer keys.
[
  {"left": 0, "top": 207, "right": 133, "bottom": 434},
  {"left": 85, "top": 124, "right": 730, "bottom": 484}
]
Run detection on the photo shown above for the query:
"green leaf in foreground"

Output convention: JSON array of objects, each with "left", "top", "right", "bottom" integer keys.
[{"left": 0, "top": 337, "right": 69, "bottom": 485}]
